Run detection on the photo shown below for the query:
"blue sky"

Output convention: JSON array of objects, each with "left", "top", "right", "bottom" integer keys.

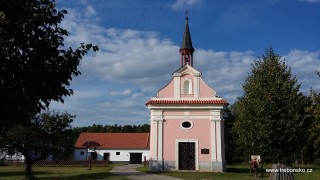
[{"left": 50, "top": 0, "right": 320, "bottom": 127}]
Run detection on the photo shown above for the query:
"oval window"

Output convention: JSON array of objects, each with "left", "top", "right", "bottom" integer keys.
[{"left": 181, "top": 120, "right": 193, "bottom": 129}]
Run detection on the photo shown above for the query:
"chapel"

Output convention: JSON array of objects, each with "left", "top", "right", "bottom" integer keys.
[{"left": 146, "top": 15, "right": 228, "bottom": 172}]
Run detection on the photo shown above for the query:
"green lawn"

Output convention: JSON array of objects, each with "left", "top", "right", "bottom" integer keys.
[
  {"left": 0, "top": 165, "right": 127, "bottom": 180},
  {"left": 1, "top": 164, "right": 318, "bottom": 180},
  {"left": 294, "top": 165, "right": 320, "bottom": 180},
  {"left": 137, "top": 164, "right": 320, "bottom": 180}
]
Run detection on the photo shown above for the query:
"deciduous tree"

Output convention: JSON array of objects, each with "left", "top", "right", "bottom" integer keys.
[
  {"left": 0, "top": 0, "right": 98, "bottom": 133},
  {"left": 304, "top": 87, "right": 320, "bottom": 164},
  {"left": 0, "top": 111, "right": 74, "bottom": 178},
  {"left": 232, "top": 47, "right": 311, "bottom": 163}
]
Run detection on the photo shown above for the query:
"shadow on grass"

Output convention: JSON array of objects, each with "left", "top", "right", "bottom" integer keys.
[
  {"left": 226, "top": 167, "right": 250, "bottom": 173},
  {"left": 0, "top": 171, "right": 26, "bottom": 177},
  {"left": 34, "top": 172, "right": 121, "bottom": 180},
  {"left": 0, "top": 165, "right": 126, "bottom": 180},
  {"left": 0, "top": 169, "right": 54, "bottom": 180}
]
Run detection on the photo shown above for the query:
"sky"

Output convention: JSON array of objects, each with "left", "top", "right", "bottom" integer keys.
[{"left": 50, "top": 0, "right": 320, "bottom": 127}]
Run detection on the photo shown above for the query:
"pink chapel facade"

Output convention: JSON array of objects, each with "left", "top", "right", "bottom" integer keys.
[{"left": 146, "top": 17, "right": 228, "bottom": 172}]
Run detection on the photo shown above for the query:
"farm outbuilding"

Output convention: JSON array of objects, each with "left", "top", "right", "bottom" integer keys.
[{"left": 74, "top": 132, "right": 150, "bottom": 164}]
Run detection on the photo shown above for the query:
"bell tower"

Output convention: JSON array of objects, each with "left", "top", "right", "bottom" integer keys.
[{"left": 179, "top": 11, "right": 195, "bottom": 67}]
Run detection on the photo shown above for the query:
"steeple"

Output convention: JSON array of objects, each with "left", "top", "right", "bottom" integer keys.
[{"left": 179, "top": 11, "right": 195, "bottom": 67}]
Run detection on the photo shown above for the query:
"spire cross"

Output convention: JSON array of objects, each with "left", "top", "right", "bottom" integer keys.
[
  {"left": 180, "top": 10, "right": 194, "bottom": 67},
  {"left": 185, "top": 9, "right": 189, "bottom": 21}
]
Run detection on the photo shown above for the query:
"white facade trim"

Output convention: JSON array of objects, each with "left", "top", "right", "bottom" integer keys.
[
  {"left": 150, "top": 120, "right": 158, "bottom": 159},
  {"left": 210, "top": 110, "right": 223, "bottom": 163},
  {"left": 216, "top": 121, "right": 222, "bottom": 162},
  {"left": 150, "top": 110, "right": 164, "bottom": 161},
  {"left": 162, "top": 115, "right": 217, "bottom": 120},
  {"left": 211, "top": 120, "right": 217, "bottom": 162},
  {"left": 174, "top": 76, "right": 181, "bottom": 99},
  {"left": 148, "top": 105, "right": 225, "bottom": 110},
  {"left": 157, "top": 120, "right": 163, "bottom": 160},
  {"left": 193, "top": 76, "right": 200, "bottom": 99}
]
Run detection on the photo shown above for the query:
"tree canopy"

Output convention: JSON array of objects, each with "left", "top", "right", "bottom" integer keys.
[
  {"left": 232, "top": 47, "right": 311, "bottom": 163},
  {"left": 304, "top": 87, "right": 320, "bottom": 164},
  {"left": 0, "top": 0, "right": 98, "bottom": 133}
]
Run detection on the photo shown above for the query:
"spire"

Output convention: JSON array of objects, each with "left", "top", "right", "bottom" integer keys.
[{"left": 179, "top": 10, "right": 195, "bottom": 67}]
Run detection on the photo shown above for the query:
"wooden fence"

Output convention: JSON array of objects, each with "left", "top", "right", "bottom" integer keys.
[{"left": 2, "top": 160, "right": 109, "bottom": 167}]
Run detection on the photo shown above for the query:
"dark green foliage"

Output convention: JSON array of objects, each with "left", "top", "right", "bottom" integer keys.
[
  {"left": 232, "top": 47, "right": 311, "bottom": 163},
  {"left": 224, "top": 105, "right": 247, "bottom": 164},
  {"left": 304, "top": 89, "right": 320, "bottom": 163},
  {"left": 0, "top": 0, "right": 98, "bottom": 134}
]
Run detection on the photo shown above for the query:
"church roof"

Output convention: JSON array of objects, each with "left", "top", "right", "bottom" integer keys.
[
  {"left": 146, "top": 99, "right": 228, "bottom": 106},
  {"left": 74, "top": 132, "right": 150, "bottom": 149},
  {"left": 180, "top": 16, "right": 195, "bottom": 52}
]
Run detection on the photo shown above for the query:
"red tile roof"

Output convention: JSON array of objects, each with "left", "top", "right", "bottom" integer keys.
[
  {"left": 74, "top": 133, "right": 150, "bottom": 149},
  {"left": 145, "top": 99, "right": 228, "bottom": 105}
]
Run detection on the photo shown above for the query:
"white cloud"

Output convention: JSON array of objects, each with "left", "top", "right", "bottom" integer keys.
[
  {"left": 284, "top": 49, "right": 320, "bottom": 91},
  {"left": 110, "top": 89, "right": 132, "bottom": 96},
  {"left": 52, "top": 3, "right": 320, "bottom": 127},
  {"left": 77, "top": 28, "right": 178, "bottom": 92},
  {"left": 170, "top": 0, "right": 202, "bottom": 10},
  {"left": 195, "top": 49, "right": 255, "bottom": 102},
  {"left": 84, "top": 5, "right": 97, "bottom": 17}
]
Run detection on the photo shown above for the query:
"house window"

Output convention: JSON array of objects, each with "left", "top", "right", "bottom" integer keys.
[
  {"left": 116, "top": 152, "right": 120, "bottom": 155},
  {"left": 183, "top": 79, "right": 192, "bottom": 94},
  {"left": 181, "top": 120, "right": 193, "bottom": 130},
  {"left": 80, "top": 151, "right": 85, "bottom": 155}
]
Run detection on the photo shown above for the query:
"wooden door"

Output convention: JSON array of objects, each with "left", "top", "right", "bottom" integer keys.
[
  {"left": 130, "top": 153, "right": 142, "bottom": 164},
  {"left": 103, "top": 153, "right": 110, "bottom": 161},
  {"left": 178, "top": 142, "right": 195, "bottom": 170}
]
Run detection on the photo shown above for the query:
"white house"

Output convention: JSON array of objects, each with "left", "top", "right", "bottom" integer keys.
[
  {"left": 0, "top": 147, "right": 25, "bottom": 162},
  {"left": 74, "top": 132, "right": 150, "bottom": 164}
]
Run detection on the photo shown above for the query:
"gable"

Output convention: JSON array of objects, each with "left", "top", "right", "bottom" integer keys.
[
  {"left": 154, "top": 64, "right": 221, "bottom": 100},
  {"left": 74, "top": 133, "right": 150, "bottom": 149},
  {"left": 173, "top": 64, "right": 200, "bottom": 75}
]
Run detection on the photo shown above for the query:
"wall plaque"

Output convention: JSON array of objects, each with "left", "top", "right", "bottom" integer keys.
[{"left": 201, "top": 148, "right": 209, "bottom": 154}]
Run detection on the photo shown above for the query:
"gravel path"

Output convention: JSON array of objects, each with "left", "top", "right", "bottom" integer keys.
[{"left": 110, "top": 164, "right": 183, "bottom": 180}]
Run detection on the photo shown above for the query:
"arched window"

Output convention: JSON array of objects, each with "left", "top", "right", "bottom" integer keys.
[{"left": 183, "top": 79, "right": 192, "bottom": 94}]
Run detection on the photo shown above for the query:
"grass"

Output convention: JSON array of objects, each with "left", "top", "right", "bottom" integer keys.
[
  {"left": 1, "top": 164, "right": 318, "bottom": 179},
  {"left": 136, "top": 164, "right": 320, "bottom": 180},
  {"left": 294, "top": 164, "right": 320, "bottom": 180},
  {"left": 0, "top": 164, "right": 127, "bottom": 180}
]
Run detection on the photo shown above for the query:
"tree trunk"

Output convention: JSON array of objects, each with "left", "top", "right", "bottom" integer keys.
[
  {"left": 24, "top": 157, "right": 33, "bottom": 179},
  {"left": 269, "top": 164, "right": 294, "bottom": 180},
  {"left": 23, "top": 153, "right": 33, "bottom": 179},
  {"left": 25, "top": 160, "right": 32, "bottom": 179}
]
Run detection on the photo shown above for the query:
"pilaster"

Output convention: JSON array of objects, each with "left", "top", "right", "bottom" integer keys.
[
  {"left": 173, "top": 73, "right": 181, "bottom": 99},
  {"left": 150, "top": 110, "right": 164, "bottom": 162},
  {"left": 193, "top": 75, "right": 200, "bottom": 99}
]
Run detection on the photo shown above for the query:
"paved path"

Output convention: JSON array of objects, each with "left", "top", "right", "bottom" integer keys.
[{"left": 110, "top": 164, "right": 183, "bottom": 180}]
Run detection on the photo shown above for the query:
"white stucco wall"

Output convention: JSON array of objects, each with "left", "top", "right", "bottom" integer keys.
[{"left": 74, "top": 149, "right": 150, "bottom": 162}]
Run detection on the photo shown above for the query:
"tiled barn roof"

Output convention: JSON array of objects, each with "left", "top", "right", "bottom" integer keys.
[{"left": 74, "top": 133, "right": 150, "bottom": 149}]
